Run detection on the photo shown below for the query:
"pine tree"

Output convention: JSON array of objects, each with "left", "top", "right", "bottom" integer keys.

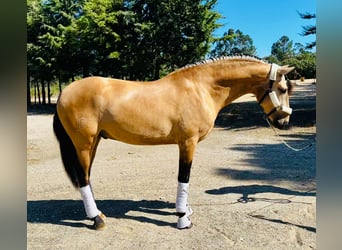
[{"left": 298, "top": 11, "right": 316, "bottom": 49}]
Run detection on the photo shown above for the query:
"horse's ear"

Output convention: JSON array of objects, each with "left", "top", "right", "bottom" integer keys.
[{"left": 278, "top": 65, "right": 295, "bottom": 75}]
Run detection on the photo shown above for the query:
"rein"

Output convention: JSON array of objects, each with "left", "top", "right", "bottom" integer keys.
[{"left": 264, "top": 117, "right": 315, "bottom": 152}]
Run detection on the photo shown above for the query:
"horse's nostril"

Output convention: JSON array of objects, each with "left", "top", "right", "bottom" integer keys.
[{"left": 282, "top": 122, "right": 290, "bottom": 130}]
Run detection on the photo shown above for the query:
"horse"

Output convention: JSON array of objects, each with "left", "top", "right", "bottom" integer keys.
[{"left": 53, "top": 55, "right": 294, "bottom": 230}]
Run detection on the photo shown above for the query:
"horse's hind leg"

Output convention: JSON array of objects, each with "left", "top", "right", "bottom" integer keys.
[
  {"left": 176, "top": 138, "right": 197, "bottom": 229},
  {"left": 76, "top": 135, "right": 106, "bottom": 230},
  {"left": 54, "top": 108, "right": 106, "bottom": 230}
]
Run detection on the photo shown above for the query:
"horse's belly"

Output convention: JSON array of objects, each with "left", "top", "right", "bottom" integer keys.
[
  {"left": 101, "top": 129, "right": 175, "bottom": 145},
  {"left": 100, "top": 118, "right": 176, "bottom": 145}
]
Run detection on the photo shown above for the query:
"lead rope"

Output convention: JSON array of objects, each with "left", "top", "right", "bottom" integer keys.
[{"left": 264, "top": 118, "right": 315, "bottom": 152}]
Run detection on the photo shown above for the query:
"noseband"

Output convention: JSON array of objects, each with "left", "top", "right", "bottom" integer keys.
[{"left": 258, "top": 63, "right": 292, "bottom": 118}]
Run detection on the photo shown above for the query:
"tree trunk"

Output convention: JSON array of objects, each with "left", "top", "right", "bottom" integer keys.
[
  {"left": 47, "top": 80, "right": 51, "bottom": 104},
  {"left": 36, "top": 81, "right": 41, "bottom": 105},
  {"left": 27, "top": 74, "right": 31, "bottom": 107},
  {"left": 153, "top": 58, "right": 160, "bottom": 80},
  {"left": 58, "top": 74, "right": 62, "bottom": 93},
  {"left": 41, "top": 80, "right": 46, "bottom": 105},
  {"left": 83, "top": 63, "right": 90, "bottom": 77},
  {"left": 34, "top": 81, "right": 37, "bottom": 104}
]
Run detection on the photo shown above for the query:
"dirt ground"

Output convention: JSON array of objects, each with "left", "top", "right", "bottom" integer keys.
[{"left": 27, "top": 80, "right": 316, "bottom": 250}]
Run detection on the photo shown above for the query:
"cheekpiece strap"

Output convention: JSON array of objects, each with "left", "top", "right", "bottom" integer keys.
[
  {"left": 268, "top": 63, "right": 279, "bottom": 90},
  {"left": 269, "top": 63, "right": 279, "bottom": 81}
]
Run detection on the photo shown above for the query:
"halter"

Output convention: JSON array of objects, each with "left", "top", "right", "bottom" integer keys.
[
  {"left": 258, "top": 63, "right": 292, "bottom": 119},
  {"left": 258, "top": 64, "right": 315, "bottom": 152}
]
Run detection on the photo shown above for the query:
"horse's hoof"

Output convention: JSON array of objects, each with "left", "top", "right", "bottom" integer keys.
[
  {"left": 99, "top": 212, "right": 106, "bottom": 219},
  {"left": 93, "top": 213, "right": 106, "bottom": 230},
  {"left": 177, "top": 215, "right": 193, "bottom": 229}
]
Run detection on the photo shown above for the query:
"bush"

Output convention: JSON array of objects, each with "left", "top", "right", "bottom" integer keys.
[{"left": 283, "top": 52, "right": 316, "bottom": 79}]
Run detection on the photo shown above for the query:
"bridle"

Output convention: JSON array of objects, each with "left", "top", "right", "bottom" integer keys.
[{"left": 258, "top": 63, "right": 292, "bottom": 119}]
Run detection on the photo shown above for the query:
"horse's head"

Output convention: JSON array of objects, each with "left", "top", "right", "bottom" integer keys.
[{"left": 256, "top": 63, "right": 295, "bottom": 129}]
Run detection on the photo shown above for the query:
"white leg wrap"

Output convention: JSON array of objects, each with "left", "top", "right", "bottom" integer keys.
[
  {"left": 177, "top": 214, "right": 192, "bottom": 229},
  {"left": 80, "top": 185, "right": 100, "bottom": 219},
  {"left": 176, "top": 182, "right": 193, "bottom": 229},
  {"left": 176, "top": 182, "right": 189, "bottom": 213}
]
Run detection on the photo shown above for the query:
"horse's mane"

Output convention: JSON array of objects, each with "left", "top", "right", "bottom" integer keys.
[{"left": 175, "top": 55, "right": 268, "bottom": 73}]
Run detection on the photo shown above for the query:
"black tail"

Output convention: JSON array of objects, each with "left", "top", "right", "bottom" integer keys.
[{"left": 53, "top": 111, "right": 86, "bottom": 188}]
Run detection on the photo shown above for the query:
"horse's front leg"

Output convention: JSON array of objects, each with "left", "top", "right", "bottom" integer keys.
[{"left": 176, "top": 138, "right": 197, "bottom": 229}]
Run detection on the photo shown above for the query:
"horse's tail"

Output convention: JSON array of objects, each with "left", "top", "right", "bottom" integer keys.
[{"left": 53, "top": 111, "right": 83, "bottom": 188}]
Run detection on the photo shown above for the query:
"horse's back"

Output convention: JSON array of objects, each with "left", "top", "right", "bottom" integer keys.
[{"left": 58, "top": 76, "right": 126, "bottom": 102}]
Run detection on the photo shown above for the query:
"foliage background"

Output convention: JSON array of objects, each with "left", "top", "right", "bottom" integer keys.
[{"left": 27, "top": 0, "right": 316, "bottom": 105}]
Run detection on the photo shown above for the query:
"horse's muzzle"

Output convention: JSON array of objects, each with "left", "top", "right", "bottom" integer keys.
[{"left": 273, "top": 118, "right": 290, "bottom": 130}]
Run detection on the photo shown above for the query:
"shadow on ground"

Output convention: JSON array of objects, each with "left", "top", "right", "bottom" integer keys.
[
  {"left": 212, "top": 84, "right": 316, "bottom": 184},
  {"left": 215, "top": 139, "right": 316, "bottom": 183},
  {"left": 215, "top": 83, "right": 316, "bottom": 129},
  {"left": 249, "top": 214, "right": 316, "bottom": 233},
  {"left": 28, "top": 183, "right": 316, "bottom": 230},
  {"left": 27, "top": 199, "right": 176, "bottom": 229},
  {"left": 27, "top": 104, "right": 56, "bottom": 115},
  {"left": 205, "top": 184, "right": 316, "bottom": 234},
  {"left": 206, "top": 184, "right": 316, "bottom": 197}
]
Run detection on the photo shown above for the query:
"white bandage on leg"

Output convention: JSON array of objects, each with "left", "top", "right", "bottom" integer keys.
[
  {"left": 176, "top": 182, "right": 189, "bottom": 213},
  {"left": 176, "top": 182, "right": 193, "bottom": 229},
  {"left": 80, "top": 185, "right": 100, "bottom": 219}
]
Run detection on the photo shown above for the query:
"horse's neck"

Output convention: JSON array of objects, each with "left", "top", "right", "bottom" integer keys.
[{"left": 199, "top": 62, "right": 270, "bottom": 110}]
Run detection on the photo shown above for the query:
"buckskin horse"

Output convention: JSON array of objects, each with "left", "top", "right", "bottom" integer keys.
[{"left": 53, "top": 55, "right": 294, "bottom": 230}]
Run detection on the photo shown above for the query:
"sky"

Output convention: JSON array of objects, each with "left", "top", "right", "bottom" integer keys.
[{"left": 213, "top": 0, "right": 316, "bottom": 58}]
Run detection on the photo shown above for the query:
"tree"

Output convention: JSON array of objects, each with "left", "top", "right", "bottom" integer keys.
[
  {"left": 27, "top": 0, "right": 222, "bottom": 83},
  {"left": 210, "top": 28, "right": 256, "bottom": 58},
  {"left": 27, "top": 0, "right": 85, "bottom": 105},
  {"left": 75, "top": 0, "right": 132, "bottom": 78},
  {"left": 69, "top": 0, "right": 222, "bottom": 80},
  {"left": 264, "top": 36, "right": 294, "bottom": 64},
  {"left": 283, "top": 50, "right": 316, "bottom": 79},
  {"left": 298, "top": 11, "right": 316, "bottom": 49},
  {"left": 264, "top": 36, "right": 316, "bottom": 80},
  {"left": 27, "top": 0, "right": 223, "bottom": 105},
  {"left": 131, "top": 0, "right": 221, "bottom": 79},
  {"left": 27, "top": 0, "right": 43, "bottom": 105},
  {"left": 270, "top": 36, "right": 295, "bottom": 62}
]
